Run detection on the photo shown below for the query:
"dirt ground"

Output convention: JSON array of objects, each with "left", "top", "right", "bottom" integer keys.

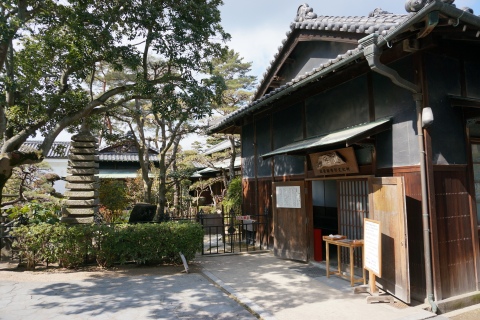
[{"left": 0, "top": 258, "right": 194, "bottom": 283}]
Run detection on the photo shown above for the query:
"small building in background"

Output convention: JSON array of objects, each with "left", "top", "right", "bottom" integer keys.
[
  {"left": 97, "top": 141, "right": 160, "bottom": 179},
  {"left": 20, "top": 141, "right": 70, "bottom": 193}
]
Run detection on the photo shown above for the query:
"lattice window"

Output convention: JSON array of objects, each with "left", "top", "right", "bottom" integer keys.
[{"left": 337, "top": 179, "right": 369, "bottom": 268}]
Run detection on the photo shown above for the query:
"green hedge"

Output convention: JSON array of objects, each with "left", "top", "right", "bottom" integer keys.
[{"left": 11, "top": 221, "right": 203, "bottom": 269}]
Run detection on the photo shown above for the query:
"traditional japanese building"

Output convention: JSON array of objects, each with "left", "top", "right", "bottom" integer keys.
[{"left": 208, "top": 0, "right": 480, "bottom": 309}]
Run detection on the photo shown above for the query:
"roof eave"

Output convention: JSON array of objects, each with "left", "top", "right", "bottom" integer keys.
[{"left": 208, "top": 1, "right": 480, "bottom": 136}]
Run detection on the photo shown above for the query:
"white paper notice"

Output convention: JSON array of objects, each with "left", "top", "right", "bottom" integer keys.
[
  {"left": 276, "top": 186, "right": 301, "bottom": 208},
  {"left": 364, "top": 219, "right": 381, "bottom": 277}
]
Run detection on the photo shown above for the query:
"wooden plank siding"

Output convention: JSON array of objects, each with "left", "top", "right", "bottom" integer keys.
[
  {"left": 433, "top": 167, "right": 476, "bottom": 298},
  {"left": 397, "top": 170, "right": 426, "bottom": 302},
  {"left": 242, "top": 178, "right": 257, "bottom": 217},
  {"left": 378, "top": 167, "right": 426, "bottom": 302},
  {"left": 380, "top": 166, "right": 477, "bottom": 300},
  {"left": 258, "top": 178, "right": 273, "bottom": 247}
]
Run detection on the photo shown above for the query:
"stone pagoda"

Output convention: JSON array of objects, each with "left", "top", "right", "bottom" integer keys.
[{"left": 61, "top": 126, "right": 99, "bottom": 224}]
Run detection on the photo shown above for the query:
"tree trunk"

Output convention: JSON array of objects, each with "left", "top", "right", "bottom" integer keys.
[
  {"left": 228, "top": 135, "right": 236, "bottom": 183},
  {"left": 0, "top": 151, "right": 44, "bottom": 205},
  {"left": 155, "top": 153, "right": 167, "bottom": 221},
  {"left": 172, "top": 160, "right": 180, "bottom": 216},
  {"left": 144, "top": 179, "right": 153, "bottom": 204}
]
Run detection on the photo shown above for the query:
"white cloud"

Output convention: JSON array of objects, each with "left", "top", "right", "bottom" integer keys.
[
  {"left": 223, "top": 0, "right": 480, "bottom": 80},
  {"left": 227, "top": 25, "right": 290, "bottom": 79}
]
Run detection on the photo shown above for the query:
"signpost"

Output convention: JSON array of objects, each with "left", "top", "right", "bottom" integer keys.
[
  {"left": 364, "top": 218, "right": 381, "bottom": 281},
  {"left": 363, "top": 218, "right": 391, "bottom": 303}
]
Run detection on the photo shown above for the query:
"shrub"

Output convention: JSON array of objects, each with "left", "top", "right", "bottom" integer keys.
[
  {"left": 53, "top": 224, "right": 97, "bottom": 268},
  {"left": 223, "top": 177, "right": 242, "bottom": 213},
  {"left": 12, "top": 221, "right": 204, "bottom": 269},
  {"left": 7, "top": 200, "right": 61, "bottom": 225},
  {"left": 11, "top": 224, "right": 57, "bottom": 269},
  {"left": 99, "top": 179, "right": 129, "bottom": 223},
  {"left": 198, "top": 206, "right": 217, "bottom": 214}
]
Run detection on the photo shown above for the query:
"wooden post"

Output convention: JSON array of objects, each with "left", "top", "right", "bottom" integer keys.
[
  {"left": 369, "top": 271, "right": 377, "bottom": 294},
  {"left": 326, "top": 241, "right": 330, "bottom": 277}
]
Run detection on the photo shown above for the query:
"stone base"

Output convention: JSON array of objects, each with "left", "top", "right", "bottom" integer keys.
[
  {"left": 60, "top": 216, "right": 94, "bottom": 224},
  {"left": 62, "top": 207, "right": 98, "bottom": 215},
  {"left": 436, "top": 291, "right": 480, "bottom": 314}
]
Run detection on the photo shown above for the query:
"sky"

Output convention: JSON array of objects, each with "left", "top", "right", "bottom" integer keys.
[
  {"left": 219, "top": 0, "right": 480, "bottom": 80},
  {"left": 53, "top": 0, "right": 480, "bottom": 148},
  {"left": 176, "top": 0, "right": 480, "bottom": 149}
]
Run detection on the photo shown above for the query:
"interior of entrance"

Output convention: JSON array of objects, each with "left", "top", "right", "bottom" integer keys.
[
  {"left": 312, "top": 178, "right": 368, "bottom": 274},
  {"left": 312, "top": 180, "right": 338, "bottom": 261}
]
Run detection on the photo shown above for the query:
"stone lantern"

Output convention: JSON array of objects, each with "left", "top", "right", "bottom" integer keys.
[{"left": 61, "top": 126, "right": 99, "bottom": 224}]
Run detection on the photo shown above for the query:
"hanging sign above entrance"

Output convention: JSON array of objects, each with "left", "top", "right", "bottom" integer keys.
[{"left": 309, "top": 147, "right": 359, "bottom": 176}]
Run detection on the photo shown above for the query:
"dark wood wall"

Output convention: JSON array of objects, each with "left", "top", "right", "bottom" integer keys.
[
  {"left": 433, "top": 166, "right": 476, "bottom": 298},
  {"left": 386, "top": 168, "right": 427, "bottom": 302},
  {"left": 385, "top": 165, "right": 478, "bottom": 301},
  {"left": 243, "top": 178, "right": 274, "bottom": 247}
]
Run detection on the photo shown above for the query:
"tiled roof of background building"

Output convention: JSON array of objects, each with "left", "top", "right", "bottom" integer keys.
[{"left": 20, "top": 141, "right": 71, "bottom": 158}]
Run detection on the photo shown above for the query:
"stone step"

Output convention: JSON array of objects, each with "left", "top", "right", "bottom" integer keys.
[
  {"left": 67, "top": 161, "right": 99, "bottom": 168},
  {"left": 62, "top": 208, "right": 97, "bottom": 216},
  {"left": 68, "top": 155, "right": 99, "bottom": 161},
  {"left": 64, "top": 199, "right": 99, "bottom": 206},
  {"left": 71, "top": 133, "right": 97, "bottom": 143},
  {"left": 71, "top": 141, "right": 97, "bottom": 148},
  {"left": 69, "top": 147, "right": 96, "bottom": 155},
  {"left": 65, "top": 182, "right": 99, "bottom": 190},
  {"left": 65, "top": 175, "right": 99, "bottom": 183},
  {"left": 64, "top": 191, "right": 99, "bottom": 198},
  {"left": 60, "top": 216, "right": 94, "bottom": 224},
  {"left": 67, "top": 168, "right": 99, "bottom": 175}
]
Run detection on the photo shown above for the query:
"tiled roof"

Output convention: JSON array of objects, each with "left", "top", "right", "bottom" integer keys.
[
  {"left": 19, "top": 140, "right": 160, "bottom": 162},
  {"left": 203, "top": 140, "right": 239, "bottom": 155},
  {"left": 256, "top": 5, "right": 409, "bottom": 101},
  {"left": 191, "top": 161, "right": 206, "bottom": 169},
  {"left": 192, "top": 157, "right": 241, "bottom": 177},
  {"left": 208, "top": 1, "right": 479, "bottom": 134},
  {"left": 20, "top": 141, "right": 71, "bottom": 158}
]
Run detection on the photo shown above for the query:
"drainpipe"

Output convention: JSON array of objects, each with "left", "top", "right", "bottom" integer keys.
[{"left": 360, "top": 33, "right": 437, "bottom": 313}]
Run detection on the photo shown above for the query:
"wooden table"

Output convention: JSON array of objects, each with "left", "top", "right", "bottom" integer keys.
[{"left": 323, "top": 236, "right": 366, "bottom": 286}]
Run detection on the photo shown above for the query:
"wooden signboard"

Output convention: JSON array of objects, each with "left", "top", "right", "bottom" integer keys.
[
  {"left": 364, "top": 218, "right": 381, "bottom": 277},
  {"left": 309, "top": 147, "right": 359, "bottom": 176},
  {"left": 236, "top": 215, "right": 251, "bottom": 220},
  {"left": 275, "top": 185, "right": 301, "bottom": 208},
  {"left": 364, "top": 218, "right": 381, "bottom": 295}
]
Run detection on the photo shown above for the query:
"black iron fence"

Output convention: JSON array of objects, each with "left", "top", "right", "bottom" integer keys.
[
  {"left": 199, "top": 208, "right": 270, "bottom": 255},
  {"left": 1, "top": 207, "right": 271, "bottom": 260}
]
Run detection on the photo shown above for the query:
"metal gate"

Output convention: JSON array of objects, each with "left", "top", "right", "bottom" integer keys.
[{"left": 199, "top": 208, "right": 270, "bottom": 255}]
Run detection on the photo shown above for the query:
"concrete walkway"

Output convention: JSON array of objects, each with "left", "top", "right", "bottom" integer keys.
[
  {"left": 196, "top": 252, "right": 442, "bottom": 320},
  {"left": 1, "top": 251, "right": 479, "bottom": 319},
  {"left": 0, "top": 263, "right": 255, "bottom": 320}
]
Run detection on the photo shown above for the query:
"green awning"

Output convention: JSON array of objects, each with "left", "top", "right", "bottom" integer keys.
[{"left": 262, "top": 118, "right": 391, "bottom": 159}]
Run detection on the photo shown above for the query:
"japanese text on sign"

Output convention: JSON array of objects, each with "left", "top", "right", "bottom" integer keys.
[
  {"left": 364, "top": 218, "right": 381, "bottom": 277},
  {"left": 276, "top": 186, "right": 301, "bottom": 208}
]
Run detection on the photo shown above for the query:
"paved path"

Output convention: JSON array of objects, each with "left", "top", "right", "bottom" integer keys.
[
  {"left": 1, "top": 252, "right": 479, "bottom": 320},
  {"left": 196, "top": 252, "right": 441, "bottom": 320},
  {"left": 0, "top": 264, "right": 255, "bottom": 320}
]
